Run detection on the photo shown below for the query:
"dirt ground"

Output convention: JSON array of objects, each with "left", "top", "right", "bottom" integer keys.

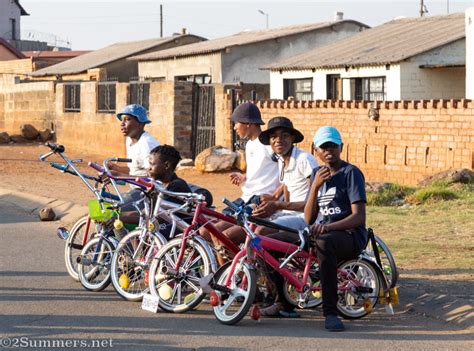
[{"left": 0, "top": 143, "right": 241, "bottom": 210}]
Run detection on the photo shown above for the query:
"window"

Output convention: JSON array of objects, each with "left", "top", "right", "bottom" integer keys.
[
  {"left": 351, "top": 77, "right": 386, "bottom": 101},
  {"left": 10, "top": 18, "right": 16, "bottom": 40},
  {"left": 175, "top": 74, "right": 211, "bottom": 84},
  {"left": 64, "top": 83, "right": 81, "bottom": 112},
  {"left": 97, "top": 82, "right": 116, "bottom": 113},
  {"left": 326, "top": 74, "right": 341, "bottom": 100},
  {"left": 283, "top": 78, "right": 313, "bottom": 100},
  {"left": 128, "top": 81, "right": 150, "bottom": 110}
]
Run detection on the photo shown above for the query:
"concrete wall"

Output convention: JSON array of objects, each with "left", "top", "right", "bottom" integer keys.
[
  {"left": 222, "top": 22, "right": 366, "bottom": 84},
  {"left": 138, "top": 52, "right": 222, "bottom": 82},
  {"left": 216, "top": 97, "right": 474, "bottom": 185},
  {"left": 466, "top": 7, "right": 474, "bottom": 99},
  {"left": 0, "top": 0, "right": 21, "bottom": 40}
]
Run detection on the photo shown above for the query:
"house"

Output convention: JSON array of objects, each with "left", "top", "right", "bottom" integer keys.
[
  {"left": 264, "top": 13, "right": 466, "bottom": 101},
  {"left": 0, "top": 0, "right": 29, "bottom": 42},
  {"left": 130, "top": 18, "right": 369, "bottom": 85},
  {"left": 29, "top": 33, "right": 206, "bottom": 82}
]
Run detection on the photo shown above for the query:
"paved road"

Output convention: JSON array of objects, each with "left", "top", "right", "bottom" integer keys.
[{"left": 0, "top": 200, "right": 472, "bottom": 351}]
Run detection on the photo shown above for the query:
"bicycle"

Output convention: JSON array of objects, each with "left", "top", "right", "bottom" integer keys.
[{"left": 207, "top": 199, "right": 387, "bottom": 325}]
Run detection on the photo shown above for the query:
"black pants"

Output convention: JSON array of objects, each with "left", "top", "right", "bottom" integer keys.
[
  {"left": 315, "top": 230, "right": 361, "bottom": 316},
  {"left": 267, "top": 230, "right": 361, "bottom": 316}
]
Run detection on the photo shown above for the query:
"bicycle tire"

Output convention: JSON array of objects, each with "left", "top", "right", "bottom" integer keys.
[
  {"left": 78, "top": 237, "right": 114, "bottom": 292},
  {"left": 64, "top": 216, "right": 92, "bottom": 281},
  {"left": 212, "top": 261, "right": 257, "bottom": 325},
  {"left": 365, "top": 235, "right": 398, "bottom": 288},
  {"left": 110, "top": 229, "right": 166, "bottom": 301},
  {"left": 336, "top": 258, "right": 381, "bottom": 320},
  {"left": 148, "top": 237, "right": 212, "bottom": 313}
]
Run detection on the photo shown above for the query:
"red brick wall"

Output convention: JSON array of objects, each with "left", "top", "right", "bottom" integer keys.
[{"left": 217, "top": 97, "right": 474, "bottom": 185}]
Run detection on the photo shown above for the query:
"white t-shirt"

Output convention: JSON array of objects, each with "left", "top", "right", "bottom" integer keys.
[
  {"left": 126, "top": 131, "right": 160, "bottom": 176},
  {"left": 241, "top": 138, "right": 280, "bottom": 202},
  {"left": 280, "top": 146, "right": 318, "bottom": 202}
]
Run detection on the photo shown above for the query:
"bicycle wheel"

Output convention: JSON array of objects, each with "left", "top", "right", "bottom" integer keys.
[
  {"left": 283, "top": 259, "right": 322, "bottom": 309},
  {"left": 111, "top": 229, "right": 165, "bottom": 301},
  {"left": 212, "top": 261, "right": 257, "bottom": 325},
  {"left": 365, "top": 235, "right": 398, "bottom": 288},
  {"left": 64, "top": 216, "right": 96, "bottom": 281},
  {"left": 77, "top": 237, "right": 114, "bottom": 292},
  {"left": 148, "top": 237, "right": 212, "bottom": 313},
  {"left": 336, "top": 258, "right": 381, "bottom": 319}
]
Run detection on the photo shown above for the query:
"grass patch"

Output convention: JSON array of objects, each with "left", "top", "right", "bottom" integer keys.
[
  {"left": 367, "top": 184, "right": 414, "bottom": 206},
  {"left": 406, "top": 186, "right": 458, "bottom": 205}
]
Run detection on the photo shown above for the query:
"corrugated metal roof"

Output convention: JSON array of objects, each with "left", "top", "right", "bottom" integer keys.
[
  {"left": 131, "top": 20, "right": 369, "bottom": 61},
  {"left": 23, "top": 50, "right": 91, "bottom": 58},
  {"left": 30, "top": 35, "right": 205, "bottom": 76},
  {"left": 263, "top": 13, "right": 465, "bottom": 71}
]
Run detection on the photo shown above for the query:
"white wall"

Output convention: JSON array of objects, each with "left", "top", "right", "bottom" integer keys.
[
  {"left": 399, "top": 39, "right": 465, "bottom": 100},
  {"left": 466, "top": 7, "right": 474, "bottom": 99},
  {"left": 270, "top": 65, "right": 401, "bottom": 100},
  {"left": 0, "top": 0, "right": 21, "bottom": 40}
]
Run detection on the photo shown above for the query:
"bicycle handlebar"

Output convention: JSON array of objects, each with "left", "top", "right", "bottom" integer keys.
[{"left": 135, "top": 177, "right": 206, "bottom": 203}]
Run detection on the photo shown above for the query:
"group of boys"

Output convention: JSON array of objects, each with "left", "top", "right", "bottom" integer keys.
[{"left": 112, "top": 102, "right": 368, "bottom": 332}]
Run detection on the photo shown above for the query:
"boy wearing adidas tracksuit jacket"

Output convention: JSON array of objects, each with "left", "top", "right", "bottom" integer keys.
[{"left": 305, "top": 126, "right": 368, "bottom": 332}]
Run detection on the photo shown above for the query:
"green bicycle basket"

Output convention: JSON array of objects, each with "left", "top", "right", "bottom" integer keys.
[{"left": 87, "top": 200, "right": 115, "bottom": 222}]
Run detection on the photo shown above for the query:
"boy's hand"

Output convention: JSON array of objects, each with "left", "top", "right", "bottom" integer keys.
[
  {"left": 312, "top": 166, "right": 331, "bottom": 189},
  {"left": 251, "top": 200, "right": 279, "bottom": 218},
  {"left": 309, "top": 223, "right": 329, "bottom": 238},
  {"left": 229, "top": 172, "right": 245, "bottom": 186}
]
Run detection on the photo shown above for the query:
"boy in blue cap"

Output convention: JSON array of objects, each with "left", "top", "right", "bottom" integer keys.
[
  {"left": 108, "top": 104, "right": 160, "bottom": 177},
  {"left": 305, "top": 126, "right": 368, "bottom": 332}
]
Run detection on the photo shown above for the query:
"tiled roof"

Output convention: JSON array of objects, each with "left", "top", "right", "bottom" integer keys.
[
  {"left": 30, "top": 35, "right": 205, "bottom": 76},
  {"left": 131, "top": 20, "right": 369, "bottom": 61},
  {"left": 263, "top": 13, "right": 465, "bottom": 71}
]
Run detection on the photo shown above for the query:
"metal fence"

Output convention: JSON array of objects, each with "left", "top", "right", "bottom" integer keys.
[
  {"left": 128, "top": 81, "right": 150, "bottom": 110},
  {"left": 97, "top": 82, "right": 116, "bottom": 113},
  {"left": 64, "top": 83, "right": 81, "bottom": 112}
]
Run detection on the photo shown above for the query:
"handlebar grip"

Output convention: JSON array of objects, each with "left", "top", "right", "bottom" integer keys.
[
  {"left": 45, "top": 142, "right": 65, "bottom": 153},
  {"left": 134, "top": 177, "right": 154, "bottom": 190},
  {"left": 116, "top": 158, "right": 132, "bottom": 163},
  {"left": 88, "top": 162, "right": 104, "bottom": 172},
  {"left": 222, "top": 198, "right": 239, "bottom": 212}
]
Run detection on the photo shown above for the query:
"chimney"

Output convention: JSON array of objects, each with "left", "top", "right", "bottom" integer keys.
[
  {"left": 181, "top": 28, "right": 188, "bottom": 35},
  {"left": 335, "top": 11, "right": 344, "bottom": 21}
]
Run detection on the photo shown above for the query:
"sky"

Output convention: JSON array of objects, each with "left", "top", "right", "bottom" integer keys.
[{"left": 19, "top": 0, "right": 474, "bottom": 50}]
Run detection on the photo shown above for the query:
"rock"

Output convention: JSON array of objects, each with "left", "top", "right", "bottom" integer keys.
[
  {"left": 38, "top": 129, "right": 54, "bottom": 142},
  {"left": 195, "top": 146, "right": 237, "bottom": 172},
  {"left": 9, "top": 134, "right": 27, "bottom": 143},
  {"left": 233, "top": 149, "right": 247, "bottom": 172},
  {"left": 418, "top": 168, "right": 474, "bottom": 187},
  {"left": 20, "top": 124, "right": 39, "bottom": 140},
  {"left": 39, "top": 207, "right": 56, "bottom": 221},
  {"left": 365, "top": 182, "right": 392, "bottom": 193},
  {"left": 0, "top": 132, "right": 10, "bottom": 144}
]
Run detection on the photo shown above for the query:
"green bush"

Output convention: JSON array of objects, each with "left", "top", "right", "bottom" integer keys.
[{"left": 367, "top": 184, "right": 414, "bottom": 206}]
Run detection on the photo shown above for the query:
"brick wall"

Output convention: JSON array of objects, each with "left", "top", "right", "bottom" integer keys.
[{"left": 216, "top": 97, "right": 474, "bottom": 185}]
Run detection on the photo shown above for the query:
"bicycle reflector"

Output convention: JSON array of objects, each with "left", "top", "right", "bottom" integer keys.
[
  {"left": 56, "top": 227, "right": 69, "bottom": 240},
  {"left": 209, "top": 291, "right": 219, "bottom": 306}
]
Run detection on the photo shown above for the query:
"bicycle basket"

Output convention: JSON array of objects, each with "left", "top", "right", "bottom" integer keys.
[{"left": 87, "top": 200, "right": 115, "bottom": 222}]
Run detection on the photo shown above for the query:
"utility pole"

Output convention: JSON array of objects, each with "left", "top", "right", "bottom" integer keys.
[
  {"left": 160, "top": 4, "right": 163, "bottom": 38},
  {"left": 420, "top": 0, "right": 424, "bottom": 17},
  {"left": 447, "top": 0, "right": 450, "bottom": 14}
]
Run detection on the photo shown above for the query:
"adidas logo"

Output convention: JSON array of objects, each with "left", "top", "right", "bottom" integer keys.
[{"left": 318, "top": 187, "right": 336, "bottom": 206}]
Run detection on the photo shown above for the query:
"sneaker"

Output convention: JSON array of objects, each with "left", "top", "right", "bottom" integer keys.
[{"left": 325, "top": 315, "right": 344, "bottom": 332}]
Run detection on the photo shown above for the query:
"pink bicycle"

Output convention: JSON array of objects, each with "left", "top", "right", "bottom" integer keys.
[{"left": 208, "top": 199, "right": 386, "bottom": 325}]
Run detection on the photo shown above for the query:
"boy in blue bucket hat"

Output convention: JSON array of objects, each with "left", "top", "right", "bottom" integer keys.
[{"left": 108, "top": 104, "right": 160, "bottom": 177}]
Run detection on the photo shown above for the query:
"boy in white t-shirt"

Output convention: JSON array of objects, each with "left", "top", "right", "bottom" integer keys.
[
  {"left": 107, "top": 104, "right": 160, "bottom": 177},
  {"left": 254, "top": 116, "right": 318, "bottom": 234}
]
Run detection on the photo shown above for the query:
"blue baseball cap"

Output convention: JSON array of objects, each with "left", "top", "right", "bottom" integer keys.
[
  {"left": 313, "top": 126, "right": 342, "bottom": 147},
  {"left": 116, "top": 104, "right": 151, "bottom": 124}
]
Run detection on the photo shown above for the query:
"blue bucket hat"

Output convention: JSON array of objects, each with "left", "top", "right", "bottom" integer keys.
[
  {"left": 116, "top": 104, "right": 151, "bottom": 124},
  {"left": 313, "top": 126, "right": 342, "bottom": 147}
]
